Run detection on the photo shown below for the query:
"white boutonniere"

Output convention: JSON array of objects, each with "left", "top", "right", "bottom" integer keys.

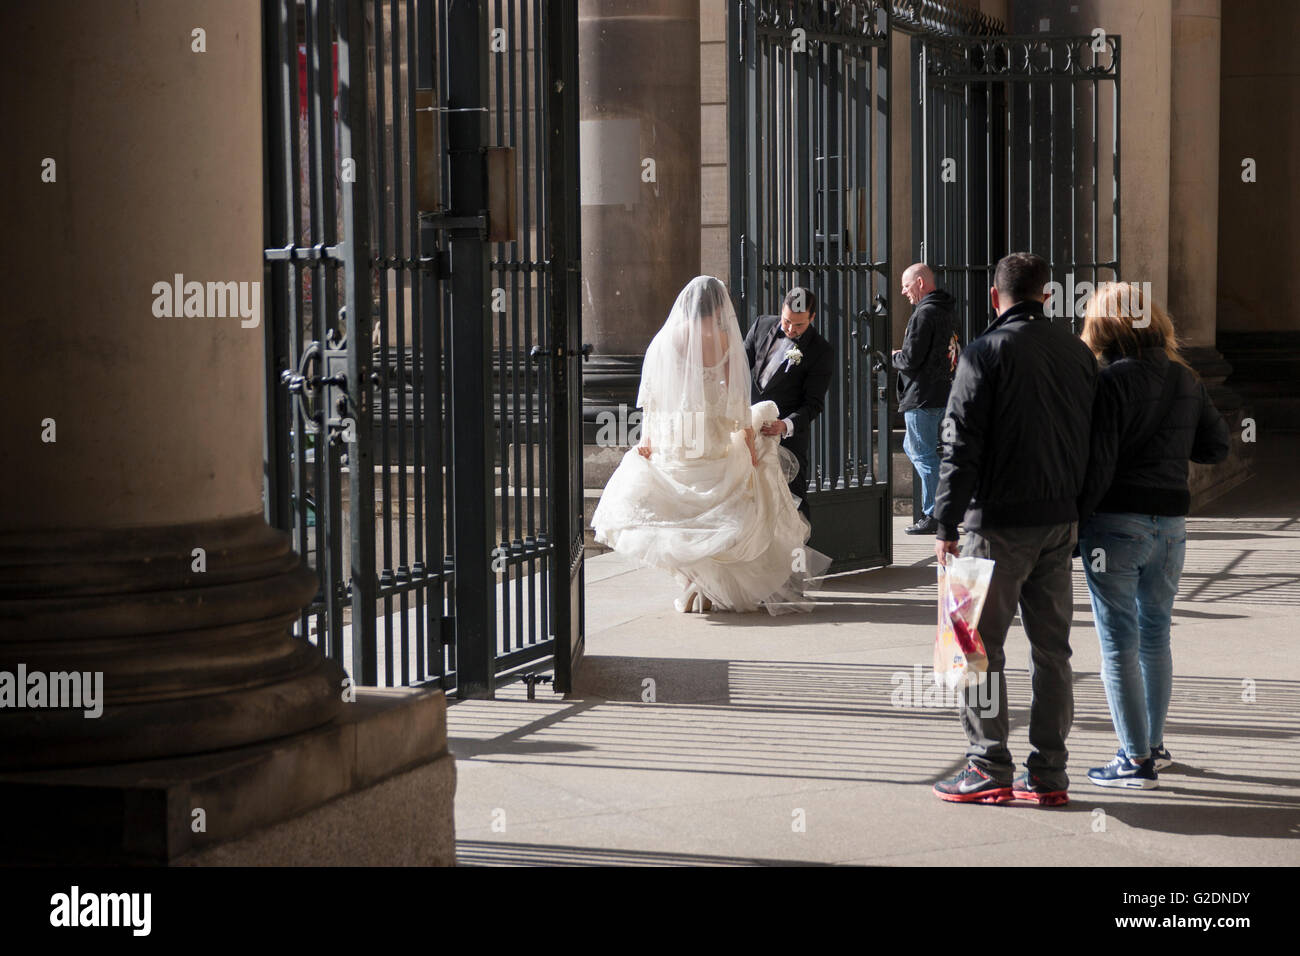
[{"left": 784, "top": 344, "right": 803, "bottom": 369}]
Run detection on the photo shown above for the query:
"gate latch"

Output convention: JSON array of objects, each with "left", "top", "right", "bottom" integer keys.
[
  {"left": 280, "top": 329, "right": 358, "bottom": 450},
  {"left": 529, "top": 343, "right": 593, "bottom": 363}
]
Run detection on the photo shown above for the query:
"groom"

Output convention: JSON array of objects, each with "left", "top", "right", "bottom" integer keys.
[{"left": 743, "top": 287, "right": 835, "bottom": 517}]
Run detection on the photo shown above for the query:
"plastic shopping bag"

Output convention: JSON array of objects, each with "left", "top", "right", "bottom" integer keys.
[{"left": 934, "top": 556, "right": 995, "bottom": 690}]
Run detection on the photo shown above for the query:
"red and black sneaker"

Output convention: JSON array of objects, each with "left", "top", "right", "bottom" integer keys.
[
  {"left": 1012, "top": 771, "right": 1069, "bottom": 806},
  {"left": 933, "top": 763, "right": 1014, "bottom": 804}
]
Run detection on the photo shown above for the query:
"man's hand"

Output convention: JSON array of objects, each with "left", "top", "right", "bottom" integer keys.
[
  {"left": 935, "top": 538, "right": 960, "bottom": 565},
  {"left": 892, "top": 348, "right": 902, "bottom": 358},
  {"left": 760, "top": 421, "right": 787, "bottom": 437},
  {"left": 636, "top": 443, "right": 652, "bottom": 459}
]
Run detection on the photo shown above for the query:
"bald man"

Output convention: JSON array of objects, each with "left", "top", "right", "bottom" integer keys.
[{"left": 893, "top": 264, "right": 957, "bottom": 534}]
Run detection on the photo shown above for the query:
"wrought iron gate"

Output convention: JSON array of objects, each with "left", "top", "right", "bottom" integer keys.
[
  {"left": 917, "top": 30, "right": 1121, "bottom": 342},
  {"left": 262, "top": 0, "right": 582, "bottom": 697},
  {"left": 728, "top": 0, "right": 894, "bottom": 573}
]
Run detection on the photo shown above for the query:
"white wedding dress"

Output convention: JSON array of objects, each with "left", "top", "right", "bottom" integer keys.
[{"left": 590, "top": 276, "right": 826, "bottom": 614}]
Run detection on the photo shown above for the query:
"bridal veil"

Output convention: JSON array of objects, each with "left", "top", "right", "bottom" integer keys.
[{"left": 636, "top": 275, "right": 751, "bottom": 459}]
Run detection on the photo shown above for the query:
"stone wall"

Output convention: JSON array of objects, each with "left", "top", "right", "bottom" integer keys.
[{"left": 701, "top": 1, "right": 729, "bottom": 282}]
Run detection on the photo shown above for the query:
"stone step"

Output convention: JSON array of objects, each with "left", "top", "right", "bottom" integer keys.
[{"left": 1219, "top": 333, "right": 1300, "bottom": 432}]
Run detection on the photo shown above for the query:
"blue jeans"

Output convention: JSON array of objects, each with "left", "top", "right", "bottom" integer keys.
[
  {"left": 1078, "top": 513, "right": 1186, "bottom": 761},
  {"left": 903, "top": 407, "right": 943, "bottom": 517}
]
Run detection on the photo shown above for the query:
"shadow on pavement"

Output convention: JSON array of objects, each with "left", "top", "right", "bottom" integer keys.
[
  {"left": 456, "top": 838, "right": 831, "bottom": 866},
  {"left": 1102, "top": 797, "right": 1300, "bottom": 839}
]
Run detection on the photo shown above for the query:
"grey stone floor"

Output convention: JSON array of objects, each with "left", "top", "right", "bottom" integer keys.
[{"left": 450, "top": 452, "right": 1300, "bottom": 866}]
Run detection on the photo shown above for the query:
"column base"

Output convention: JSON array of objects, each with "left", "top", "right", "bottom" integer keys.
[
  {"left": 0, "top": 687, "right": 455, "bottom": 865},
  {"left": 583, "top": 354, "right": 645, "bottom": 442},
  {"left": 1182, "top": 343, "right": 1232, "bottom": 379},
  {"left": 0, "top": 514, "right": 344, "bottom": 769},
  {"left": 1218, "top": 331, "right": 1300, "bottom": 431}
]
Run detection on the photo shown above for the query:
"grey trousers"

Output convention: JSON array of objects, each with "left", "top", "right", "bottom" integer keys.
[{"left": 959, "top": 522, "right": 1077, "bottom": 789}]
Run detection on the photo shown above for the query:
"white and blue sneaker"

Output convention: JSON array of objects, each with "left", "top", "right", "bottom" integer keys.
[
  {"left": 1088, "top": 750, "right": 1159, "bottom": 790},
  {"left": 1151, "top": 745, "right": 1174, "bottom": 771}
]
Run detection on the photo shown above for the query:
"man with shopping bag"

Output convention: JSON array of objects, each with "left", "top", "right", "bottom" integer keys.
[{"left": 930, "top": 253, "right": 1098, "bottom": 806}]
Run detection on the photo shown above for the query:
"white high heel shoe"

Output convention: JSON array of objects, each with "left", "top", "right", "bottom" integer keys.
[{"left": 673, "top": 584, "right": 712, "bottom": 613}]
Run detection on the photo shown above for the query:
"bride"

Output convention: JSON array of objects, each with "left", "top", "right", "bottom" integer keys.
[{"left": 591, "top": 275, "right": 827, "bottom": 614}]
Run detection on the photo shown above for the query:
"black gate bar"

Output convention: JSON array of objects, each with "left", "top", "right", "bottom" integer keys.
[
  {"left": 445, "top": 0, "right": 496, "bottom": 697},
  {"left": 338, "top": 0, "right": 377, "bottom": 684}
]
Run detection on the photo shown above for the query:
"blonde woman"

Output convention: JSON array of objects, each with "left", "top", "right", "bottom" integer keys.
[{"left": 1076, "top": 283, "right": 1229, "bottom": 789}]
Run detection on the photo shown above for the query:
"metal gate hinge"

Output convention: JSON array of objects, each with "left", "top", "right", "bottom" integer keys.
[{"left": 423, "top": 211, "right": 488, "bottom": 237}]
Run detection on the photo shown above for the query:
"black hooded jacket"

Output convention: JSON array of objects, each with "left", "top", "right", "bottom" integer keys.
[
  {"left": 933, "top": 299, "right": 1099, "bottom": 541},
  {"left": 1077, "top": 347, "right": 1230, "bottom": 521},
  {"left": 893, "top": 289, "right": 957, "bottom": 412}
]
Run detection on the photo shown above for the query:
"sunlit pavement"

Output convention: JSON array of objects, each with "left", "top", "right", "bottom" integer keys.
[{"left": 450, "top": 456, "right": 1300, "bottom": 866}]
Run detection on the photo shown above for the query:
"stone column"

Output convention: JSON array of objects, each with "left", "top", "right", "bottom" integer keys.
[
  {"left": 578, "top": 0, "right": 701, "bottom": 425},
  {"left": 1169, "top": 0, "right": 1226, "bottom": 370},
  {"left": 0, "top": 0, "right": 342, "bottom": 768}
]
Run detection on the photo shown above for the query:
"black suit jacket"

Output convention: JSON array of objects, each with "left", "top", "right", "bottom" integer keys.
[{"left": 743, "top": 314, "right": 835, "bottom": 466}]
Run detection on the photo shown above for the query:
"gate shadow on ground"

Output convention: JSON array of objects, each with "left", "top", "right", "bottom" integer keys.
[
  {"left": 814, "top": 555, "right": 1255, "bottom": 622},
  {"left": 702, "top": 596, "right": 939, "bottom": 628},
  {"left": 681, "top": 563, "right": 940, "bottom": 628},
  {"left": 450, "top": 662, "right": 1300, "bottom": 838},
  {"left": 691, "top": 590, "right": 1245, "bottom": 632},
  {"left": 853, "top": 528, "right": 1284, "bottom": 614},
  {"left": 449, "top": 698, "right": 602, "bottom": 758},
  {"left": 1099, "top": 792, "right": 1300, "bottom": 839},
  {"left": 697, "top": 557, "right": 1260, "bottom": 635},
  {"left": 992, "top": 790, "right": 1300, "bottom": 840},
  {"left": 573, "top": 656, "right": 732, "bottom": 704},
  {"left": 456, "top": 839, "right": 830, "bottom": 866}
]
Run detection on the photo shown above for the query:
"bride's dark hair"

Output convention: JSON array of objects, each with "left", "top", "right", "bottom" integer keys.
[
  {"left": 640, "top": 275, "right": 749, "bottom": 451},
  {"left": 693, "top": 276, "right": 728, "bottom": 324}
]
